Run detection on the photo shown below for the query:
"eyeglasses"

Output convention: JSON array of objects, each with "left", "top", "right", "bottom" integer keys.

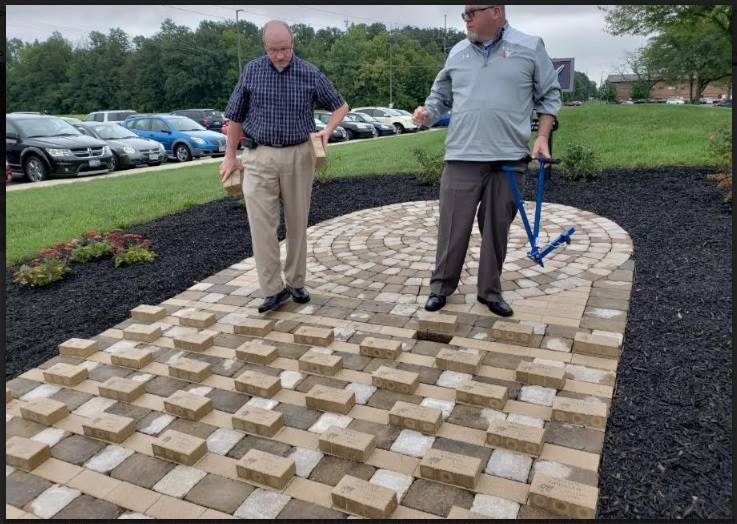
[
  {"left": 266, "top": 46, "right": 292, "bottom": 55},
  {"left": 461, "top": 6, "right": 496, "bottom": 22}
]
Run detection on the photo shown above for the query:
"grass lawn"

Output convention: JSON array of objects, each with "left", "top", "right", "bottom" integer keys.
[{"left": 6, "top": 104, "right": 730, "bottom": 265}]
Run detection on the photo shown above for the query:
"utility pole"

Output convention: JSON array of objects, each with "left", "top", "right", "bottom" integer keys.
[
  {"left": 235, "top": 9, "right": 244, "bottom": 72},
  {"left": 388, "top": 26, "right": 393, "bottom": 108}
]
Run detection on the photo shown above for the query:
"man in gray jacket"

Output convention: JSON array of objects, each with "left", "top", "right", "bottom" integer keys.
[{"left": 413, "top": 4, "right": 561, "bottom": 316}]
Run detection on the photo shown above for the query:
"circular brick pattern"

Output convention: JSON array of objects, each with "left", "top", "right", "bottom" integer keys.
[{"left": 305, "top": 201, "right": 632, "bottom": 303}]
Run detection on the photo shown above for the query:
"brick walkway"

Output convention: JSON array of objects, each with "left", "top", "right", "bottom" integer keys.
[{"left": 6, "top": 201, "right": 633, "bottom": 519}]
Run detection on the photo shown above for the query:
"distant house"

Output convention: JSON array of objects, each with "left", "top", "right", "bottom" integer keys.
[{"left": 606, "top": 74, "right": 731, "bottom": 101}]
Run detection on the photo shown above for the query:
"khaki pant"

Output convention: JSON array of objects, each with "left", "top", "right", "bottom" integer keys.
[
  {"left": 241, "top": 142, "right": 315, "bottom": 297},
  {"left": 430, "top": 159, "right": 527, "bottom": 301}
]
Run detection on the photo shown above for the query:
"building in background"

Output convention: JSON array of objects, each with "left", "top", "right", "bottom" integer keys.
[{"left": 606, "top": 74, "right": 731, "bottom": 102}]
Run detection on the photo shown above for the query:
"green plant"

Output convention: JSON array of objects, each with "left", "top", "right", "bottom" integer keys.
[
  {"left": 13, "top": 258, "right": 70, "bottom": 287},
  {"left": 561, "top": 143, "right": 601, "bottom": 181},
  {"left": 113, "top": 244, "right": 158, "bottom": 267},
  {"left": 315, "top": 151, "right": 343, "bottom": 183},
  {"left": 706, "top": 128, "right": 732, "bottom": 203},
  {"left": 412, "top": 146, "right": 445, "bottom": 185},
  {"left": 70, "top": 240, "right": 113, "bottom": 263}
]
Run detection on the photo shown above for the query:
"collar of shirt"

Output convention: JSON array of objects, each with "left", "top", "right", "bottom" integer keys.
[
  {"left": 482, "top": 22, "right": 508, "bottom": 55},
  {"left": 266, "top": 54, "right": 296, "bottom": 73}
]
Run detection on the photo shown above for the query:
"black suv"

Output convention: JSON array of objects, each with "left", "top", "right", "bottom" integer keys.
[
  {"left": 169, "top": 109, "right": 224, "bottom": 131},
  {"left": 6, "top": 114, "right": 114, "bottom": 182}
]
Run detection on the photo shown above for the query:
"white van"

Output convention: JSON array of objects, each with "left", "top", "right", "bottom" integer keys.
[{"left": 84, "top": 110, "right": 137, "bottom": 124}]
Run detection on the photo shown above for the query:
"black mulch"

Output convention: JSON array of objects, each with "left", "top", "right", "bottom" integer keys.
[{"left": 4, "top": 167, "right": 732, "bottom": 519}]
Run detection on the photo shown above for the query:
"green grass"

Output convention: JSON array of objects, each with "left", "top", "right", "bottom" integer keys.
[{"left": 6, "top": 104, "right": 730, "bottom": 265}]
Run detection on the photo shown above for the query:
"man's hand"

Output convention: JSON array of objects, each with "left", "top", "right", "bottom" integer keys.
[
  {"left": 412, "top": 106, "right": 430, "bottom": 127},
  {"left": 315, "top": 129, "right": 329, "bottom": 150},
  {"left": 531, "top": 135, "right": 551, "bottom": 164},
  {"left": 219, "top": 155, "right": 244, "bottom": 183}
]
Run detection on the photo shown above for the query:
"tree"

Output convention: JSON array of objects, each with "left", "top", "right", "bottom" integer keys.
[
  {"left": 562, "top": 71, "right": 597, "bottom": 102},
  {"left": 600, "top": 5, "right": 732, "bottom": 38}
]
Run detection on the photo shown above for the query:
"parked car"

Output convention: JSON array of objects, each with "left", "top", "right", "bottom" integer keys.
[
  {"left": 433, "top": 112, "right": 451, "bottom": 127},
  {"left": 170, "top": 109, "right": 225, "bottom": 131},
  {"left": 313, "top": 118, "right": 348, "bottom": 142},
  {"left": 351, "top": 106, "right": 418, "bottom": 134},
  {"left": 72, "top": 121, "right": 166, "bottom": 170},
  {"left": 122, "top": 114, "right": 227, "bottom": 162},
  {"left": 59, "top": 116, "right": 83, "bottom": 125},
  {"left": 665, "top": 97, "right": 685, "bottom": 105},
  {"left": 221, "top": 118, "right": 247, "bottom": 149},
  {"left": 315, "top": 111, "right": 375, "bottom": 140},
  {"left": 716, "top": 99, "right": 732, "bottom": 108},
  {"left": 10, "top": 111, "right": 48, "bottom": 115},
  {"left": 564, "top": 100, "right": 583, "bottom": 106},
  {"left": 347, "top": 112, "right": 396, "bottom": 136},
  {"left": 6, "top": 113, "right": 114, "bottom": 182},
  {"left": 84, "top": 110, "right": 137, "bottom": 124},
  {"left": 393, "top": 108, "right": 429, "bottom": 130}
]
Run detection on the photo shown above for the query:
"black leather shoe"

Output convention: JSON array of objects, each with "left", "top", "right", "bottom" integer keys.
[
  {"left": 286, "top": 286, "right": 310, "bottom": 304},
  {"left": 424, "top": 293, "right": 446, "bottom": 312},
  {"left": 477, "top": 295, "right": 514, "bottom": 317},
  {"left": 258, "top": 288, "right": 291, "bottom": 313}
]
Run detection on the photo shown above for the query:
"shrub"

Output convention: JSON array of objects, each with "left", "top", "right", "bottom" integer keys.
[
  {"left": 113, "top": 244, "right": 158, "bottom": 267},
  {"left": 13, "top": 258, "right": 70, "bottom": 287},
  {"left": 561, "top": 143, "right": 600, "bottom": 181},
  {"left": 71, "top": 240, "right": 113, "bottom": 263},
  {"left": 706, "top": 129, "right": 732, "bottom": 203},
  {"left": 412, "top": 147, "right": 445, "bottom": 185}
]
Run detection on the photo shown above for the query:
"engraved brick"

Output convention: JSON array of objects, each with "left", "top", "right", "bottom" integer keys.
[
  {"left": 233, "top": 318, "right": 275, "bottom": 337},
  {"left": 572, "top": 332, "right": 621, "bottom": 359},
  {"left": 492, "top": 321, "right": 534, "bottom": 345},
  {"left": 232, "top": 405, "right": 284, "bottom": 437},
  {"left": 59, "top": 338, "right": 99, "bottom": 358},
  {"left": 177, "top": 310, "right": 217, "bottom": 329},
  {"left": 164, "top": 390, "right": 213, "bottom": 421},
  {"left": 419, "top": 447, "right": 483, "bottom": 489},
  {"left": 528, "top": 473, "right": 598, "bottom": 518},
  {"left": 236, "top": 449, "right": 295, "bottom": 490},
  {"left": 388, "top": 400, "right": 442, "bottom": 434},
  {"left": 486, "top": 418, "right": 545, "bottom": 456},
  {"left": 416, "top": 310, "right": 458, "bottom": 333},
  {"left": 123, "top": 323, "right": 162, "bottom": 343},
  {"left": 306, "top": 385, "right": 356, "bottom": 415},
  {"left": 235, "top": 341, "right": 278, "bottom": 365},
  {"left": 130, "top": 305, "right": 167, "bottom": 322},
  {"left": 168, "top": 357, "right": 212, "bottom": 383},
  {"left": 293, "top": 325, "right": 335, "bottom": 346},
  {"left": 456, "top": 380, "right": 508, "bottom": 409},
  {"left": 331, "top": 474, "right": 398, "bottom": 518},
  {"left": 359, "top": 337, "right": 402, "bottom": 360},
  {"left": 173, "top": 331, "right": 215, "bottom": 352},
  {"left": 234, "top": 370, "right": 281, "bottom": 398},
  {"left": 371, "top": 366, "right": 419, "bottom": 394},
  {"left": 6, "top": 436, "right": 51, "bottom": 471},
  {"left": 43, "top": 363, "right": 88, "bottom": 386},
  {"left": 298, "top": 350, "right": 343, "bottom": 376},
  {"left": 152, "top": 429, "right": 207, "bottom": 466},
  {"left": 98, "top": 376, "right": 145, "bottom": 403},
  {"left": 551, "top": 396, "right": 607, "bottom": 430},
  {"left": 516, "top": 361, "right": 566, "bottom": 389},
  {"left": 20, "top": 398, "right": 69, "bottom": 425},
  {"left": 318, "top": 425, "right": 376, "bottom": 462},
  {"left": 82, "top": 412, "right": 136, "bottom": 443},
  {"left": 435, "top": 348, "right": 483, "bottom": 374},
  {"left": 112, "top": 348, "right": 154, "bottom": 371}
]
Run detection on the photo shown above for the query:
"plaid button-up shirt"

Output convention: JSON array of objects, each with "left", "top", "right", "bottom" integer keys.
[{"left": 224, "top": 55, "right": 345, "bottom": 146}]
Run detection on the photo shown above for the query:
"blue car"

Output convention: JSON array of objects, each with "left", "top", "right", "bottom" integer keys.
[{"left": 122, "top": 114, "right": 227, "bottom": 162}]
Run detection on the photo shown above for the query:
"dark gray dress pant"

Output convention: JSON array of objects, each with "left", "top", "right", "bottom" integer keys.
[{"left": 430, "top": 159, "right": 527, "bottom": 302}]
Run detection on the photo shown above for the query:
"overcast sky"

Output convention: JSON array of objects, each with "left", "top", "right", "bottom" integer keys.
[{"left": 6, "top": 4, "right": 650, "bottom": 86}]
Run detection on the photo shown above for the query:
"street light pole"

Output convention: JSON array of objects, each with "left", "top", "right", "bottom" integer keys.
[
  {"left": 235, "top": 9, "right": 243, "bottom": 72},
  {"left": 388, "top": 26, "right": 393, "bottom": 108}
]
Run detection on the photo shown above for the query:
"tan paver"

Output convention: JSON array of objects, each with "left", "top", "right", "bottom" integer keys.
[
  {"left": 43, "top": 363, "right": 88, "bottom": 386},
  {"left": 98, "top": 376, "right": 145, "bottom": 402},
  {"left": 372, "top": 366, "right": 419, "bottom": 394},
  {"left": 331, "top": 474, "right": 398, "bottom": 518},
  {"left": 20, "top": 397, "right": 69, "bottom": 425},
  {"left": 152, "top": 429, "right": 207, "bottom": 466},
  {"left": 236, "top": 448, "right": 295, "bottom": 489},
  {"left": 232, "top": 405, "right": 284, "bottom": 437},
  {"left": 305, "top": 384, "right": 356, "bottom": 414},
  {"left": 59, "top": 338, "right": 99, "bottom": 358},
  {"left": 419, "top": 447, "right": 483, "bottom": 489},
  {"left": 123, "top": 323, "right": 162, "bottom": 343},
  {"left": 233, "top": 318, "right": 275, "bottom": 337},
  {"left": 318, "top": 426, "right": 376, "bottom": 462},
  {"left": 234, "top": 370, "right": 281, "bottom": 397},
  {"left": 6, "top": 436, "right": 51, "bottom": 471},
  {"left": 82, "top": 412, "right": 136, "bottom": 443},
  {"left": 388, "top": 400, "right": 442, "bottom": 434},
  {"left": 528, "top": 473, "right": 598, "bottom": 518},
  {"left": 294, "top": 325, "right": 335, "bottom": 346},
  {"left": 131, "top": 305, "right": 168, "bottom": 322},
  {"left": 235, "top": 340, "right": 278, "bottom": 365}
]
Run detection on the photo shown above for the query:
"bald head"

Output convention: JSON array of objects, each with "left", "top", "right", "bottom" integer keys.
[
  {"left": 262, "top": 20, "right": 293, "bottom": 46},
  {"left": 262, "top": 20, "right": 294, "bottom": 71}
]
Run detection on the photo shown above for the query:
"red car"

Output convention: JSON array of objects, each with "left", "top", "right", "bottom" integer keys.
[{"left": 221, "top": 119, "right": 246, "bottom": 149}]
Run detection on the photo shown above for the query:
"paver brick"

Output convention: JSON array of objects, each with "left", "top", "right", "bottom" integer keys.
[
  {"left": 52, "top": 493, "right": 123, "bottom": 519},
  {"left": 233, "top": 318, "right": 275, "bottom": 337},
  {"left": 572, "top": 332, "right": 621, "bottom": 359},
  {"left": 331, "top": 474, "right": 398, "bottom": 518},
  {"left": 551, "top": 396, "right": 608, "bottom": 430},
  {"left": 59, "top": 338, "right": 99, "bottom": 358},
  {"left": 123, "top": 323, "right": 162, "bottom": 343},
  {"left": 372, "top": 365, "right": 420, "bottom": 394},
  {"left": 234, "top": 370, "right": 281, "bottom": 398},
  {"left": 82, "top": 413, "right": 136, "bottom": 443},
  {"left": 184, "top": 473, "right": 254, "bottom": 514},
  {"left": 235, "top": 341, "right": 278, "bottom": 365},
  {"left": 492, "top": 321, "right": 534, "bottom": 345},
  {"left": 168, "top": 357, "right": 213, "bottom": 382},
  {"left": 232, "top": 405, "right": 284, "bottom": 437},
  {"left": 435, "top": 348, "right": 483, "bottom": 374},
  {"left": 50, "top": 434, "right": 106, "bottom": 465},
  {"left": 20, "top": 397, "right": 69, "bottom": 425},
  {"left": 236, "top": 448, "right": 296, "bottom": 490},
  {"left": 298, "top": 350, "right": 343, "bottom": 376},
  {"left": 456, "top": 380, "right": 508, "bottom": 409},
  {"left": 177, "top": 310, "right": 217, "bottom": 328},
  {"left": 318, "top": 425, "right": 376, "bottom": 462},
  {"left": 6, "top": 470, "right": 54, "bottom": 508},
  {"left": 516, "top": 361, "right": 566, "bottom": 389},
  {"left": 388, "top": 400, "right": 443, "bottom": 434},
  {"left": 487, "top": 418, "right": 545, "bottom": 457},
  {"left": 293, "top": 325, "right": 335, "bottom": 346},
  {"left": 110, "top": 347, "right": 155, "bottom": 369},
  {"left": 173, "top": 332, "right": 215, "bottom": 352},
  {"left": 6, "top": 436, "right": 51, "bottom": 471},
  {"left": 43, "top": 363, "right": 88, "bottom": 386},
  {"left": 416, "top": 310, "right": 458, "bottom": 333},
  {"left": 152, "top": 429, "right": 207, "bottom": 466},
  {"left": 528, "top": 472, "right": 598, "bottom": 518},
  {"left": 359, "top": 337, "right": 402, "bottom": 360},
  {"left": 164, "top": 390, "right": 213, "bottom": 421},
  {"left": 130, "top": 305, "right": 168, "bottom": 322},
  {"left": 98, "top": 376, "right": 145, "bottom": 403},
  {"left": 305, "top": 385, "right": 356, "bottom": 415},
  {"left": 419, "top": 447, "right": 483, "bottom": 489}
]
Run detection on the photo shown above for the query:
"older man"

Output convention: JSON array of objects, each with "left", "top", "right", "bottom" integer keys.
[
  {"left": 221, "top": 20, "right": 349, "bottom": 313},
  {"left": 413, "top": 4, "right": 561, "bottom": 316}
]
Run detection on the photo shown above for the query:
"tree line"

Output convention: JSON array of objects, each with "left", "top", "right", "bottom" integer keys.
[{"left": 5, "top": 18, "right": 600, "bottom": 115}]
